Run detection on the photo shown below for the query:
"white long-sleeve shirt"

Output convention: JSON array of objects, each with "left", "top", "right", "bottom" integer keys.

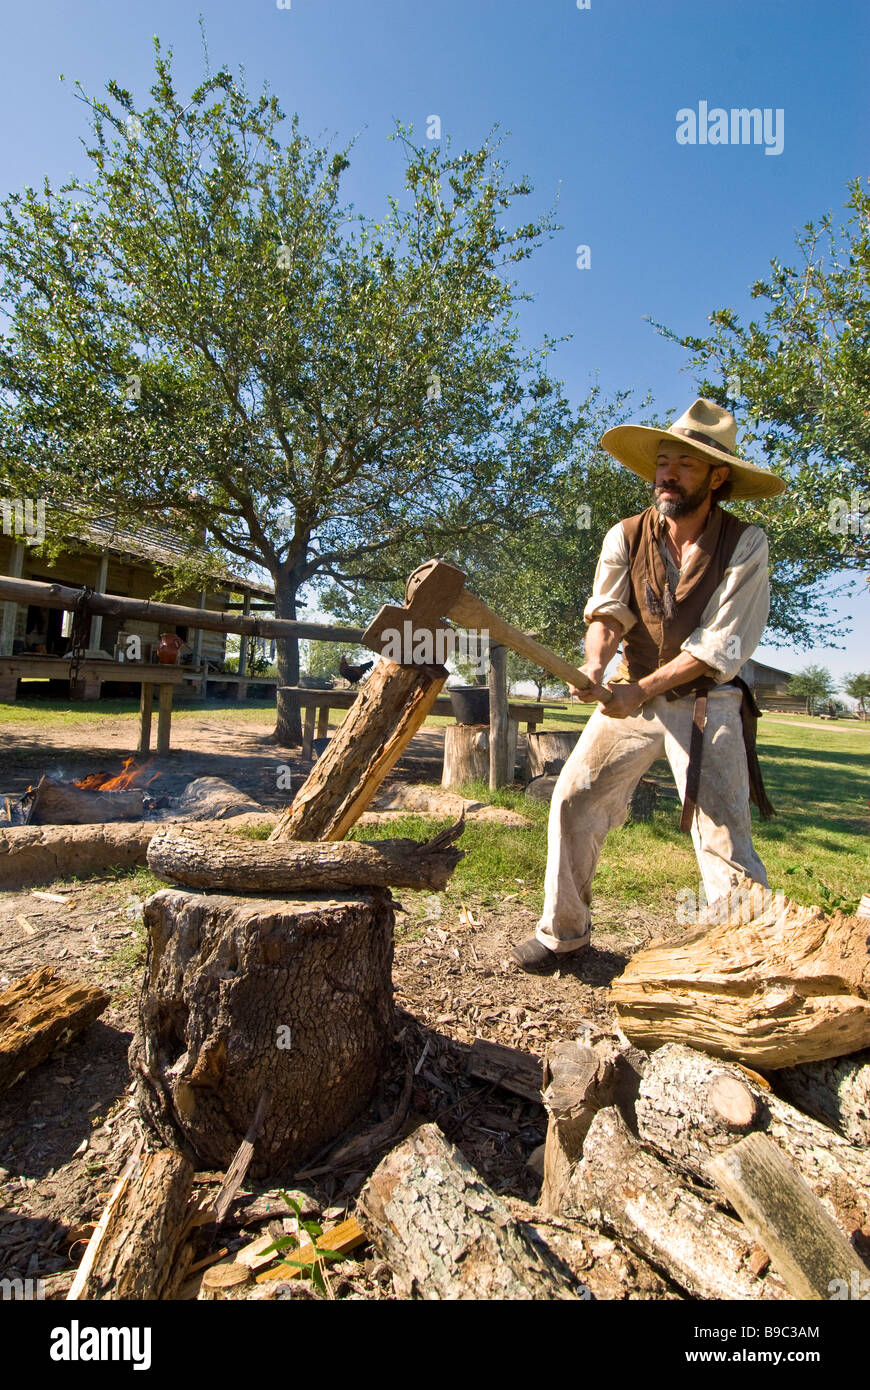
[{"left": 583, "top": 519, "right": 771, "bottom": 683}]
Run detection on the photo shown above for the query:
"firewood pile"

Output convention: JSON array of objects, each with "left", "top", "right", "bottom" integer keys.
[{"left": 7, "top": 869, "right": 863, "bottom": 1302}]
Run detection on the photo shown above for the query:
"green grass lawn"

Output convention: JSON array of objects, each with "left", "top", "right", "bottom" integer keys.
[
  {"left": 349, "top": 711, "right": 869, "bottom": 921},
  {"left": 0, "top": 694, "right": 276, "bottom": 725},
  {"left": 3, "top": 695, "right": 867, "bottom": 920}
]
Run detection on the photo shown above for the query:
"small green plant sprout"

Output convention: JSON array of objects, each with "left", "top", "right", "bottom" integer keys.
[
  {"left": 783, "top": 865, "right": 856, "bottom": 914},
  {"left": 257, "top": 1191, "right": 345, "bottom": 1295}
]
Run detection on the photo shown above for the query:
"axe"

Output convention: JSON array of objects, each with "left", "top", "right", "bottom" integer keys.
[{"left": 363, "top": 559, "right": 611, "bottom": 702}]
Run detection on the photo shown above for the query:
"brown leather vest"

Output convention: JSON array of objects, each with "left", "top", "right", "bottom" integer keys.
[{"left": 617, "top": 503, "right": 752, "bottom": 698}]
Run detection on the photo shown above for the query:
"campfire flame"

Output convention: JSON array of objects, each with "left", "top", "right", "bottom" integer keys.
[{"left": 74, "top": 757, "right": 160, "bottom": 792}]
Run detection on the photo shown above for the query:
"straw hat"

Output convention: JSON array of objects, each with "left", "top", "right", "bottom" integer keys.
[{"left": 600, "top": 398, "right": 786, "bottom": 500}]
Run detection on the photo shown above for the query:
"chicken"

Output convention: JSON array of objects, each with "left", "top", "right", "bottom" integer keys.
[{"left": 339, "top": 654, "right": 374, "bottom": 687}]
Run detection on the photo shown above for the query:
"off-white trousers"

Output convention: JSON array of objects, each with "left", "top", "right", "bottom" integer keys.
[{"left": 535, "top": 687, "right": 769, "bottom": 954}]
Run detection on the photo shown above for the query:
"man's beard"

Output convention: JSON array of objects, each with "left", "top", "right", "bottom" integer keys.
[{"left": 653, "top": 472, "right": 713, "bottom": 519}]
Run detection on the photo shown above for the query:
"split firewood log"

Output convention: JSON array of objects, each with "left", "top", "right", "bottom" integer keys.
[
  {"left": 706, "top": 1132, "right": 870, "bottom": 1301},
  {"left": 68, "top": 1147, "right": 196, "bottom": 1300},
  {"left": 612, "top": 881, "right": 870, "bottom": 1067},
  {"left": 356, "top": 1123, "right": 582, "bottom": 1300},
  {"left": 270, "top": 660, "right": 447, "bottom": 841},
  {"left": 0, "top": 966, "right": 109, "bottom": 1092},
  {"left": 540, "top": 1040, "right": 619, "bottom": 1214},
  {"left": 565, "top": 1106, "right": 789, "bottom": 1301},
  {"left": 147, "top": 819, "right": 464, "bottom": 892},
  {"left": 634, "top": 1044, "right": 870, "bottom": 1239},
  {"left": 771, "top": 1050, "right": 870, "bottom": 1147}
]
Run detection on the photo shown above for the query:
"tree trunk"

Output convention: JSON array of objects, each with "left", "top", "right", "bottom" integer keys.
[
  {"left": 68, "top": 1147, "right": 196, "bottom": 1300},
  {"left": 612, "top": 882, "right": 870, "bottom": 1067},
  {"left": 356, "top": 1122, "right": 582, "bottom": 1300},
  {"left": 0, "top": 965, "right": 110, "bottom": 1091},
  {"left": 566, "top": 1106, "right": 790, "bottom": 1300},
  {"left": 634, "top": 1044, "right": 870, "bottom": 1239},
  {"left": 147, "top": 820, "right": 464, "bottom": 892},
  {"left": 129, "top": 887, "right": 395, "bottom": 1176},
  {"left": 488, "top": 643, "right": 511, "bottom": 790},
  {"left": 772, "top": 1050, "right": 870, "bottom": 1147},
  {"left": 272, "top": 569, "right": 303, "bottom": 747}
]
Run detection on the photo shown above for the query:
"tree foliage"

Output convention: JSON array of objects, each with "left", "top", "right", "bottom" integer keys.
[
  {"left": 786, "top": 664, "right": 836, "bottom": 715},
  {"left": 0, "top": 38, "right": 579, "bottom": 740},
  {"left": 650, "top": 176, "right": 870, "bottom": 647},
  {"left": 843, "top": 670, "right": 870, "bottom": 719}
]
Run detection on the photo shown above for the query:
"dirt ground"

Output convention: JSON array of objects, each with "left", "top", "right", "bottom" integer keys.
[{"left": 0, "top": 711, "right": 674, "bottom": 1301}]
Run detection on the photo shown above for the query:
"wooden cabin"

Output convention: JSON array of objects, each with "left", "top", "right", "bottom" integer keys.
[{"left": 0, "top": 505, "right": 273, "bottom": 700}]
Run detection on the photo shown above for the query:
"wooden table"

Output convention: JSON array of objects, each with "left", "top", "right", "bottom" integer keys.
[
  {"left": 279, "top": 687, "right": 563, "bottom": 760},
  {"left": 0, "top": 656, "right": 187, "bottom": 757}
]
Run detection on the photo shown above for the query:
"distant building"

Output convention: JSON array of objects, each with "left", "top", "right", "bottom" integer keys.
[
  {"left": 0, "top": 505, "right": 273, "bottom": 687},
  {"left": 739, "top": 657, "right": 801, "bottom": 710}
]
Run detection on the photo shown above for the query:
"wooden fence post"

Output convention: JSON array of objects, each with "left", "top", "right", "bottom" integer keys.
[{"left": 489, "top": 643, "right": 511, "bottom": 789}]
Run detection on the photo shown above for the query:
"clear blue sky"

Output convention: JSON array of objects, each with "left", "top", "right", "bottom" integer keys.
[{"left": 1, "top": 0, "right": 867, "bottom": 680}]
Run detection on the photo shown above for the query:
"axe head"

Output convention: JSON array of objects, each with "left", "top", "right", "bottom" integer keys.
[
  {"left": 404, "top": 559, "right": 467, "bottom": 612},
  {"left": 362, "top": 560, "right": 467, "bottom": 660}
]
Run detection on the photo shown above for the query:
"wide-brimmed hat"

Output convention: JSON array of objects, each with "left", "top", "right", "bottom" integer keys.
[{"left": 600, "top": 398, "right": 786, "bottom": 500}]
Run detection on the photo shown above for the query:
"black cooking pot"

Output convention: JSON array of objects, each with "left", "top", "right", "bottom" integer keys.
[{"left": 449, "top": 686, "right": 490, "bottom": 725}]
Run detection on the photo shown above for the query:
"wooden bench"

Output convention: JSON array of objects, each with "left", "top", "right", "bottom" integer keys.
[
  {"left": 0, "top": 656, "right": 186, "bottom": 756},
  {"left": 190, "top": 673, "right": 278, "bottom": 701},
  {"left": 279, "top": 687, "right": 564, "bottom": 760}
]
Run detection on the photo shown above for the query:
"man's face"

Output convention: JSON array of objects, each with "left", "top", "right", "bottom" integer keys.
[{"left": 653, "top": 444, "right": 729, "bottom": 518}]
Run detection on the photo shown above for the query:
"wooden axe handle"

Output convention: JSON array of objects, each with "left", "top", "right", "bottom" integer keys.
[{"left": 448, "top": 589, "right": 602, "bottom": 696}]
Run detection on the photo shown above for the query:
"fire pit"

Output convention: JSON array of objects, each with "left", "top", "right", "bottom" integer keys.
[{"left": 1, "top": 758, "right": 162, "bottom": 827}]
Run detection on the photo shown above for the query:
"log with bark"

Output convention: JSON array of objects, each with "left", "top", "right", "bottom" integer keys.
[
  {"left": 612, "top": 880, "right": 870, "bottom": 1067},
  {"left": 441, "top": 721, "right": 518, "bottom": 790},
  {"left": 129, "top": 887, "right": 395, "bottom": 1176},
  {"left": 540, "top": 1040, "right": 620, "bottom": 1215},
  {"left": 356, "top": 1122, "right": 582, "bottom": 1300},
  {"left": 270, "top": 659, "right": 447, "bottom": 841},
  {"left": 0, "top": 965, "right": 110, "bottom": 1092},
  {"left": 466, "top": 1037, "right": 544, "bottom": 1102},
  {"left": 633, "top": 1044, "right": 870, "bottom": 1241},
  {"left": 0, "top": 817, "right": 276, "bottom": 892},
  {"left": 706, "top": 1132, "right": 870, "bottom": 1301},
  {"left": 147, "top": 819, "right": 465, "bottom": 893},
  {"left": 565, "top": 1105, "right": 789, "bottom": 1300},
  {"left": 30, "top": 775, "right": 144, "bottom": 825},
  {"left": 68, "top": 1147, "right": 196, "bottom": 1300},
  {"left": 771, "top": 1050, "right": 870, "bottom": 1147},
  {"left": 526, "top": 730, "right": 580, "bottom": 780}
]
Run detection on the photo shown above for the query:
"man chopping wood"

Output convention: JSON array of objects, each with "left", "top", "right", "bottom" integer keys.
[{"left": 513, "top": 398, "right": 786, "bottom": 969}]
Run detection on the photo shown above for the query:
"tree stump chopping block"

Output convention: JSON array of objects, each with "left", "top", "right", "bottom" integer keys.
[
  {"left": 129, "top": 888, "right": 395, "bottom": 1177},
  {"left": 526, "top": 730, "right": 581, "bottom": 780}
]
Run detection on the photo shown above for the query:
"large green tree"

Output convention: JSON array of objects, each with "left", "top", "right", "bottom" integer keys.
[
  {"left": 843, "top": 671, "right": 870, "bottom": 719},
  {"left": 650, "top": 177, "right": 870, "bottom": 644},
  {"left": 0, "top": 39, "right": 579, "bottom": 742},
  {"left": 787, "top": 664, "right": 836, "bottom": 716}
]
